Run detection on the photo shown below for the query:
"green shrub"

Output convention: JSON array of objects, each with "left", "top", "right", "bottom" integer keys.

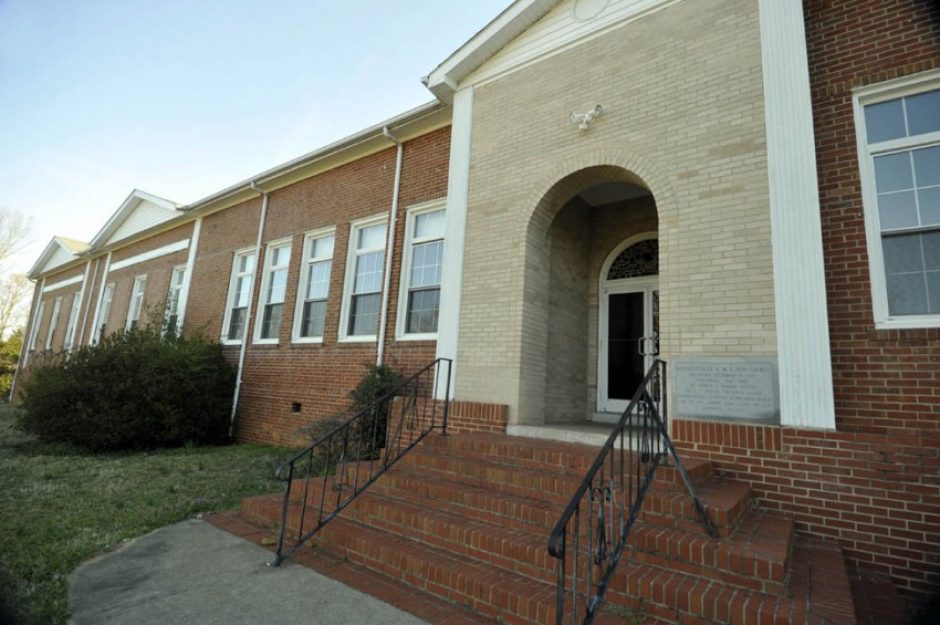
[
  {"left": 296, "top": 364, "right": 405, "bottom": 460},
  {"left": 18, "top": 324, "right": 236, "bottom": 452}
]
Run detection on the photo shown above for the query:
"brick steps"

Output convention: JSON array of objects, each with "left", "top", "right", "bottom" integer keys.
[
  {"left": 232, "top": 432, "right": 857, "bottom": 625},
  {"left": 249, "top": 480, "right": 788, "bottom": 598}
]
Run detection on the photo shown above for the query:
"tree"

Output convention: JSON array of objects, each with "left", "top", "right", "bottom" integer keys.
[
  {"left": 0, "top": 329, "right": 23, "bottom": 398},
  {"left": 0, "top": 207, "right": 34, "bottom": 339}
]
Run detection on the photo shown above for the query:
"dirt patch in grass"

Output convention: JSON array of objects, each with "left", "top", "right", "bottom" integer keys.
[{"left": 0, "top": 403, "right": 293, "bottom": 625}]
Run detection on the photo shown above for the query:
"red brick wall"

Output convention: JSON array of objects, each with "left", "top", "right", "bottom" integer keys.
[
  {"left": 103, "top": 223, "right": 194, "bottom": 334},
  {"left": 183, "top": 127, "right": 451, "bottom": 446},
  {"left": 806, "top": 0, "right": 940, "bottom": 435},
  {"left": 673, "top": 420, "right": 940, "bottom": 600}
]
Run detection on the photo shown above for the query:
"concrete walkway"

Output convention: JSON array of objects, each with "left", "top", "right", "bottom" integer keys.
[{"left": 68, "top": 519, "right": 428, "bottom": 625}]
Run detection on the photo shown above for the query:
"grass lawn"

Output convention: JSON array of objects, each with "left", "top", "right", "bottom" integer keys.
[{"left": 0, "top": 403, "right": 293, "bottom": 625}]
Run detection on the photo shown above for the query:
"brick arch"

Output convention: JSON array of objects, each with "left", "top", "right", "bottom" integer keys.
[{"left": 513, "top": 149, "right": 676, "bottom": 426}]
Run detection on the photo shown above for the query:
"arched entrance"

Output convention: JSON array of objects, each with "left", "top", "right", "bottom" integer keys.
[
  {"left": 519, "top": 165, "right": 660, "bottom": 426},
  {"left": 596, "top": 234, "right": 659, "bottom": 421}
]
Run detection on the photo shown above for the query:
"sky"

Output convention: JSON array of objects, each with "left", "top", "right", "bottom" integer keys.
[{"left": 0, "top": 0, "right": 510, "bottom": 276}]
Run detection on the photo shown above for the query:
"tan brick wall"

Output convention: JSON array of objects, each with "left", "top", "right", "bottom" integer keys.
[
  {"left": 29, "top": 265, "right": 86, "bottom": 354},
  {"left": 456, "top": 0, "right": 776, "bottom": 424}
]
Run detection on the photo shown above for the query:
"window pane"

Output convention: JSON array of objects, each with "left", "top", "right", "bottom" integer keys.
[
  {"left": 411, "top": 240, "right": 443, "bottom": 288},
  {"left": 312, "top": 236, "right": 334, "bottom": 259},
  {"left": 358, "top": 224, "right": 386, "bottom": 250},
  {"left": 239, "top": 253, "right": 255, "bottom": 274},
  {"left": 886, "top": 272, "right": 928, "bottom": 315},
  {"left": 865, "top": 99, "right": 906, "bottom": 143},
  {"left": 353, "top": 251, "right": 384, "bottom": 294},
  {"left": 349, "top": 293, "right": 380, "bottom": 336},
  {"left": 919, "top": 187, "right": 940, "bottom": 227},
  {"left": 414, "top": 210, "right": 445, "bottom": 239},
  {"left": 877, "top": 191, "right": 919, "bottom": 230},
  {"left": 906, "top": 89, "right": 940, "bottom": 137},
  {"left": 924, "top": 231, "right": 940, "bottom": 271},
  {"left": 874, "top": 152, "right": 913, "bottom": 193},
  {"left": 261, "top": 303, "right": 283, "bottom": 339},
  {"left": 272, "top": 246, "right": 290, "bottom": 267},
  {"left": 407, "top": 289, "right": 440, "bottom": 334},
  {"left": 306, "top": 260, "right": 332, "bottom": 300},
  {"left": 268, "top": 268, "right": 287, "bottom": 304},
  {"left": 913, "top": 145, "right": 940, "bottom": 188},
  {"left": 235, "top": 275, "right": 252, "bottom": 307},
  {"left": 883, "top": 233, "right": 923, "bottom": 273},
  {"left": 928, "top": 271, "right": 940, "bottom": 314},
  {"left": 301, "top": 300, "right": 326, "bottom": 338},
  {"left": 228, "top": 307, "right": 246, "bottom": 340}
]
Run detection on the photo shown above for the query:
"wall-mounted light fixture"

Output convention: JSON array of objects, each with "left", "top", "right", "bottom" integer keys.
[{"left": 569, "top": 105, "right": 603, "bottom": 131}]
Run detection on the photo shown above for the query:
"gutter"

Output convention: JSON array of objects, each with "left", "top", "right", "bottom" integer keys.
[
  {"left": 229, "top": 182, "right": 268, "bottom": 437},
  {"left": 376, "top": 127, "right": 404, "bottom": 367}
]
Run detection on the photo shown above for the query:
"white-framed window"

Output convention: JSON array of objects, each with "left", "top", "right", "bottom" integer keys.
[
  {"left": 339, "top": 216, "right": 387, "bottom": 341},
  {"left": 44, "top": 297, "right": 62, "bottom": 350},
  {"left": 94, "top": 283, "right": 115, "bottom": 344},
  {"left": 293, "top": 228, "right": 335, "bottom": 343},
  {"left": 125, "top": 275, "right": 147, "bottom": 332},
  {"left": 396, "top": 201, "right": 445, "bottom": 339},
  {"left": 63, "top": 292, "right": 82, "bottom": 351},
  {"left": 855, "top": 70, "right": 940, "bottom": 329},
  {"left": 165, "top": 265, "right": 187, "bottom": 335},
  {"left": 28, "top": 300, "right": 45, "bottom": 351},
  {"left": 254, "top": 239, "right": 292, "bottom": 343},
  {"left": 221, "top": 249, "right": 257, "bottom": 344}
]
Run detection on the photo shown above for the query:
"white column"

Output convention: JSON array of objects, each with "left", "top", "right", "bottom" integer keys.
[
  {"left": 176, "top": 217, "right": 202, "bottom": 331},
  {"left": 435, "top": 86, "right": 475, "bottom": 399},
  {"left": 759, "top": 0, "right": 835, "bottom": 429}
]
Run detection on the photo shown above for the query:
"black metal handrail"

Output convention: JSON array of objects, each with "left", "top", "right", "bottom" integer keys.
[
  {"left": 270, "top": 358, "right": 452, "bottom": 566},
  {"left": 547, "top": 359, "right": 717, "bottom": 625}
]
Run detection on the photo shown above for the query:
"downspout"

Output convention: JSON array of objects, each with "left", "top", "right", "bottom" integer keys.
[
  {"left": 376, "top": 126, "right": 404, "bottom": 367},
  {"left": 9, "top": 278, "right": 42, "bottom": 401},
  {"left": 230, "top": 183, "right": 268, "bottom": 437},
  {"left": 77, "top": 257, "right": 98, "bottom": 347}
]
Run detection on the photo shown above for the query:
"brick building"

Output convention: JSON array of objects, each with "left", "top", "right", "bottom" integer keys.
[{"left": 15, "top": 0, "right": 939, "bottom": 619}]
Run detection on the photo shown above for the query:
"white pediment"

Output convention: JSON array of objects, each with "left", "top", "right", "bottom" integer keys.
[
  {"left": 467, "top": 0, "right": 676, "bottom": 85},
  {"left": 28, "top": 236, "right": 88, "bottom": 279},
  {"left": 427, "top": 0, "right": 676, "bottom": 97},
  {"left": 89, "top": 189, "right": 180, "bottom": 249},
  {"left": 106, "top": 199, "right": 178, "bottom": 244}
]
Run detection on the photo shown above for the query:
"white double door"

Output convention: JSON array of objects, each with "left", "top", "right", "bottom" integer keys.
[{"left": 597, "top": 278, "right": 659, "bottom": 418}]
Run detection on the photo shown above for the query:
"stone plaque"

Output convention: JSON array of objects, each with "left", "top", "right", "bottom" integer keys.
[{"left": 673, "top": 358, "right": 779, "bottom": 423}]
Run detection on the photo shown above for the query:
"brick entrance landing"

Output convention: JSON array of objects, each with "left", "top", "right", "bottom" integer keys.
[{"left": 219, "top": 432, "right": 859, "bottom": 625}]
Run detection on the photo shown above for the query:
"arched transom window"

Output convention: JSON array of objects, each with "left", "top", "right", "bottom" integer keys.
[{"left": 607, "top": 239, "right": 658, "bottom": 280}]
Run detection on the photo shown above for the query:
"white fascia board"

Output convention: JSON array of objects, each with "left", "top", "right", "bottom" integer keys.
[
  {"left": 424, "top": 0, "right": 559, "bottom": 102},
  {"left": 109, "top": 239, "right": 190, "bottom": 272}
]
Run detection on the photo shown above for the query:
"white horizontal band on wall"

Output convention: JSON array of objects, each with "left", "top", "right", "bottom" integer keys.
[
  {"left": 42, "top": 274, "right": 84, "bottom": 293},
  {"left": 109, "top": 239, "right": 190, "bottom": 272}
]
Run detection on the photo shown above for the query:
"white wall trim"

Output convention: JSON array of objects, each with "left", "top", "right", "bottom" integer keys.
[
  {"left": 759, "top": 0, "right": 835, "bottom": 430},
  {"left": 75, "top": 260, "right": 94, "bottom": 347},
  {"left": 109, "top": 239, "right": 189, "bottom": 272},
  {"left": 434, "top": 87, "right": 475, "bottom": 399},
  {"left": 88, "top": 252, "right": 112, "bottom": 346},
  {"left": 176, "top": 218, "right": 202, "bottom": 331},
  {"left": 42, "top": 274, "right": 84, "bottom": 293}
]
